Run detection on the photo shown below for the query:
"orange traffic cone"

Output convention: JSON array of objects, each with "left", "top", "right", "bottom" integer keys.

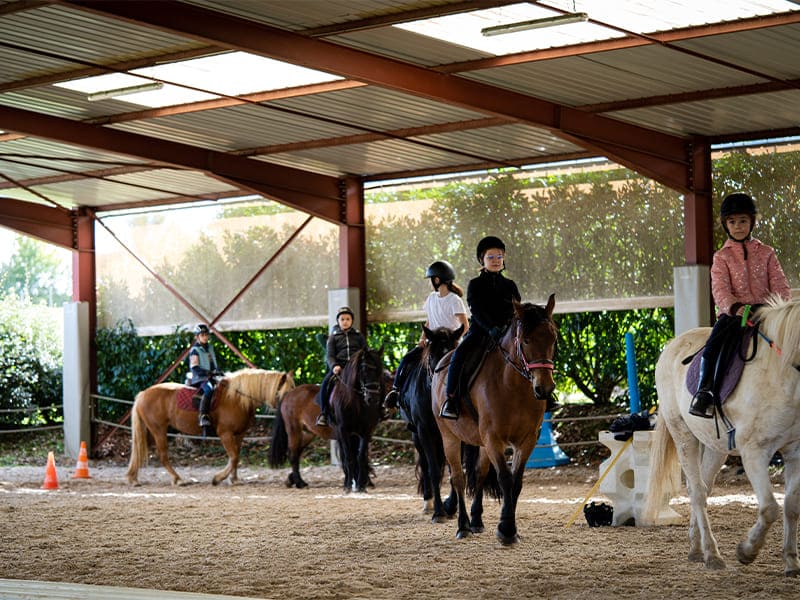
[
  {"left": 42, "top": 451, "right": 59, "bottom": 490},
  {"left": 72, "top": 441, "right": 91, "bottom": 479}
]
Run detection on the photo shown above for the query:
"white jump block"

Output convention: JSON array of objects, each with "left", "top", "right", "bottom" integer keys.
[{"left": 598, "top": 430, "right": 683, "bottom": 526}]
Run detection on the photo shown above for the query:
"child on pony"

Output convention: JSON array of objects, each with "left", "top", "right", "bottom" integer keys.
[
  {"left": 315, "top": 306, "right": 366, "bottom": 427},
  {"left": 440, "top": 236, "right": 521, "bottom": 420},
  {"left": 689, "top": 192, "right": 791, "bottom": 418},
  {"left": 383, "top": 259, "right": 468, "bottom": 412}
]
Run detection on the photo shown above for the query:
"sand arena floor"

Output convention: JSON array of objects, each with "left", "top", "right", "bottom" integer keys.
[{"left": 0, "top": 461, "right": 798, "bottom": 599}]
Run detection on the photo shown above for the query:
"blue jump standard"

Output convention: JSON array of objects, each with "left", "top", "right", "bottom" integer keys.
[{"left": 526, "top": 411, "right": 570, "bottom": 468}]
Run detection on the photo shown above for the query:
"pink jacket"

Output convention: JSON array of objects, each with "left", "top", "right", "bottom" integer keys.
[{"left": 711, "top": 237, "right": 791, "bottom": 316}]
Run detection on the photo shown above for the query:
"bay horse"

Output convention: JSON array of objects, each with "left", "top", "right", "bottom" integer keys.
[
  {"left": 399, "top": 324, "right": 463, "bottom": 520},
  {"left": 331, "top": 346, "right": 387, "bottom": 493},
  {"left": 268, "top": 382, "right": 333, "bottom": 488},
  {"left": 643, "top": 297, "right": 800, "bottom": 576},
  {"left": 127, "top": 368, "right": 294, "bottom": 486},
  {"left": 432, "top": 295, "right": 557, "bottom": 544}
]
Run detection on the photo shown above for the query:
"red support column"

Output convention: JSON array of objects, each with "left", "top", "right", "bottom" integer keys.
[
  {"left": 338, "top": 176, "right": 367, "bottom": 334},
  {"left": 72, "top": 207, "right": 97, "bottom": 393},
  {"left": 683, "top": 137, "right": 714, "bottom": 267}
]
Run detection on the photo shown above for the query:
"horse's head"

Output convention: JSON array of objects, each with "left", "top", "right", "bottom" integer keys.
[
  {"left": 422, "top": 323, "right": 464, "bottom": 367},
  {"left": 340, "top": 347, "right": 385, "bottom": 407},
  {"left": 512, "top": 293, "right": 558, "bottom": 401}
]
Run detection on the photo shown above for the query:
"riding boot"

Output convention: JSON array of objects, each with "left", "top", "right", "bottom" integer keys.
[
  {"left": 383, "top": 387, "right": 400, "bottom": 409},
  {"left": 198, "top": 388, "right": 214, "bottom": 436},
  {"left": 688, "top": 357, "right": 715, "bottom": 418},
  {"left": 315, "top": 394, "right": 329, "bottom": 427},
  {"left": 439, "top": 394, "right": 459, "bottom": 420}
]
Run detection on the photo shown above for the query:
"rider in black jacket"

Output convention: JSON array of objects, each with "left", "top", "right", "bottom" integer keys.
[{"left": 440, "top": 236, "right": 520, "bottom": 419}]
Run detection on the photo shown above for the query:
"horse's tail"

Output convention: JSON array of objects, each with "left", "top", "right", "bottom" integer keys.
[
  {"left": 465, "top": 444, "right": 502, "bottom": 500},
  {"left": 642, "top": 414, "right": 680, "bottom": 526},
  {"left": 268, "top": 402, "right": 289, "bottom": 467},
  {"left": 126, "top": 394, "right": 149, "bottom": 483}
]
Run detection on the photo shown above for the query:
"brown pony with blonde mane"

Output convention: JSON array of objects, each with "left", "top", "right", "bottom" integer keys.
[{"left": 127, "top": 368, "right": 294, "bottom": 486}]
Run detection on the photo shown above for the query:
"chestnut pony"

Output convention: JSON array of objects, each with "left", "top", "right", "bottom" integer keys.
[
  {"left": 127, "top": 368, "right": 294, "bottom": 486},
  {"left": 432, "top": 295, "right": 557, "bottom": 544}
]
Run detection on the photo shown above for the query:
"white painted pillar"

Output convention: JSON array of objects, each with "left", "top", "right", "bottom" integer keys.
[
  {"left": 673, "top": 265, "right": 711, "bottom": 335},
  {"left": 63, "top": 302, "right": 91, "bottom": 459}
]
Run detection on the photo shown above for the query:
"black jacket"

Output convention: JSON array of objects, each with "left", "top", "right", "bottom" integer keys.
[
  {"left": 466, "top": 270, "right": 521, "bottom": 335},
  {"left": 325, "top": 325, "right": 367, "bottom": 369}
]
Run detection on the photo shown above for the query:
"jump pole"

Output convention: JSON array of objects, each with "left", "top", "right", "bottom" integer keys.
[{"left": 564, "top": 436, "right": 633, "bottom": 528}]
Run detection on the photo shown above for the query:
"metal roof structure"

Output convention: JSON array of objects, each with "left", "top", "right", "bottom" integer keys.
[{"left": 1, "top": 0, "right": 799, "bottom": 325}]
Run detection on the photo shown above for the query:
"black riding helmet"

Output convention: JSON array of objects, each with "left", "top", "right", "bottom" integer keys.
[
  {"left": 425, "top": 260, "right": 456, "bottom": 283},
  {"left": 193, "top": 323, "right": 210, "bottom": 336},
  {"left": 476, "top": 235, "right": 506, "bottom": 264},
  {"left": 720, "top": 192, "right": 757, "bottom": 237},
  {"left": 336, "top": 306, "right": 354, "bottom": 320}
]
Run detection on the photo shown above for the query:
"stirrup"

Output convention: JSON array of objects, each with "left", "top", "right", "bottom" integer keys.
[
  {"left": 198, "top": 413, "right": 211, "bottom": 427},
  {"left": 689, "top": 391, "right": 715, "bottom": 419},
  {"left": 383, "top": 388, "right": 399, "bottom": 409},
  {"left": 315, "top": 413, "right": 329, "bottom": 427},
  {"left": 439, "top": 398, "right": 459, "bottom": 420}
]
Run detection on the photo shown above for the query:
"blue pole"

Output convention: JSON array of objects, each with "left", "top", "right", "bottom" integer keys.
[{"left": 625, "top": 332, "right": 641, "bottom": 414}]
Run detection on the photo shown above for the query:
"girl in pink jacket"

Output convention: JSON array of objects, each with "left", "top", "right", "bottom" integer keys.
[{"left": 689, "top": 192, "right": 791, "bottom": 418}]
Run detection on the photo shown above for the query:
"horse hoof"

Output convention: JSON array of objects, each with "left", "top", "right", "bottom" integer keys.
[
  {"left": 212, "top": 478, "right": 221, "bottom": 486},
  {"left": 706, "top": 556, "right": 726, "bottom": 570},
  {"left": 296, "top": 480, "right": 308, "bottom": 489},
  {"left": 496, "top": 529, "right": 519, "bottom": 546},
  {"left": 431, "top": 514, "right": 448, "bottom": 524},
  {"left": 736, "top": 542, "right": 756, "bottom": 565},
  {"left": 471, "top": 525, "right": 485, "bottom": 534},
  {"left": 687, "top": 550, "right": 704, "bottom": 563},
  {"left": 456, "top": 529, "right": 471, "bottom": 540},
  {"left": 284, "top": 478, "right": 294, "bottom": 488}
]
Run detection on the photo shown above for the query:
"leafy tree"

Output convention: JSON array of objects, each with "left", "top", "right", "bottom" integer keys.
[{"left": 0, "top": 235, "right": 70, "bottom": 306}]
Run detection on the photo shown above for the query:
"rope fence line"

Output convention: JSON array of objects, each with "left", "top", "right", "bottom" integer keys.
[{"left": 1, "top": 394, "right": 625, "bottom": 452}]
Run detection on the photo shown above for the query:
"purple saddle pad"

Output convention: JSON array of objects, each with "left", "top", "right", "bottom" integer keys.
[{"left": 685, "top": 330, "right": 754, "bottom": 405}]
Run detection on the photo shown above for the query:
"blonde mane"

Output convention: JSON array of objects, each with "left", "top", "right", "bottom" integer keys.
[
  {"left": 223, "top": 368, "right": 295, "bottom": 410},
  {"left": 755, "top": 296, "right": 800, "bottom": 376}
]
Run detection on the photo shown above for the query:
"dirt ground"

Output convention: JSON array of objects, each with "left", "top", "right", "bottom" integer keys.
[{"left": 0, "top": 459, "right": 797, "bottom": 600}]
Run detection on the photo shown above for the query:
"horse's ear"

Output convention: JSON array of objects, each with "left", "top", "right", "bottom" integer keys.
[
  {"left": 422, "top": 324, "right": 434, "bottom": 340},
  {"left": 545, "top": 293, "right": 556, "bottom": 317},
  {"left": 512, "top": 298, "right": 524, "bottom": 316}
]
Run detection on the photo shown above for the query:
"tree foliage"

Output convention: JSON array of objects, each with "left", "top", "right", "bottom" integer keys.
[{"left": 0, "top": 236, "right": 70, "bottom": 306}]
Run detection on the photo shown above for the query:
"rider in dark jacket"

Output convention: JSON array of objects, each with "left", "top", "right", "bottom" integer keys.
[
  {"left": 315, "top": 306, "right": 367, "bottom": 426},
  {"left": 440, "top": 236, "right": 520, "bottom": 419},
  {"left": 188, "top": 323, "right": 220, "bottom": 436}
]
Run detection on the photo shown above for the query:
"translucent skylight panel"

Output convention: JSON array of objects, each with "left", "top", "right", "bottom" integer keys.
[
  {"left": 395, "top": 0, "right": 800, "bottom": 56},
  {"left": 54, "top": 51, "right": 342, "bottom": 108}
]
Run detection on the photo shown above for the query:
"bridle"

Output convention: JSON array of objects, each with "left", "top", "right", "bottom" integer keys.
[{"left": 500, "top": 320, "right": 555, "bottom": 383}]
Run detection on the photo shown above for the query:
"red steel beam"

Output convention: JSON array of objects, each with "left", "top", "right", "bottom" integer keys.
[
  {"left": 0, "top": 104, "right": 344, "bottom": 223},
  {"left": 339, "top": 176, "right": 367, "bottom": 334},
  {"left": 0, "top": 197, "right": 73, "bottom": 249},
  {"left": 66, "top": 0, "right": 692, "bottom": 194}
]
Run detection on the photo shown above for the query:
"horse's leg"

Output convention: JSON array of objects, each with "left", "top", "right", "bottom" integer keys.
[
  {"left": 675, "top": 432, "right": 725, "bottom": 569},
  {"left": 485, "top": 444, "right": 518, "bottom": 545},
  {"left": 441, "top": 434, "right": 470, "bottom": 539},
  {"left": 355, "top": 435, "right": 370, "bottom": 493},
  {"left": 150, "top": 424, "right": 183, "bottom": 486},
  {"left": 780, "top": 443, "right": 800, "bottom": 577},
  {"left": 418, "top": 420, "right": 449, "bottom": 521},
  {"left": 736, "top": 448, "right": 781, "bottom": 566},
  {"left": 469, "top": 449, "right": 491, "bottom": 534},
  {"left": 211, "top": 430, "right": 241, "bottom": 486},
  {"left": 413, "top": 431, "right": 435, "bottom": 514}
]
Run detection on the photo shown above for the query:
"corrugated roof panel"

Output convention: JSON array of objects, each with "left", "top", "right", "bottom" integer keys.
[
  {"left": 418, "top": 125, "right": 585, "bottom": 160},
  {"left": 0, "top": 137, "right": 146, "bottom": 167},
  {"left": 110, "top": 103, "right": 363, "bottom": 152},
  {"left": 262, "top": 138, "right": 470, "bottom": 177},
  {"left": 271, "top": 86, "right": 487, "bottom": 130},
  {"left": 0, "top": 86, "right": 146, "bottom": 121},
  {"left": 326, "top": 27, "right": 491, "bottom": 66},
  {"left": 185, "top": 0, "right": 466, "bottom": 31},
  {"left": 0, "top": 4, "right": 207, "bottom": 71},
  {"left": 677, "top": 23, "right": 800, "bottom": 79},
  {"left": 459, "top": 44, "right": 766, "bottom": 108},
  {"left": 609, "top": 90, "right": 800, "bottom": 136}
]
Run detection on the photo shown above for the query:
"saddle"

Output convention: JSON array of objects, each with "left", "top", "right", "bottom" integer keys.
[
  {"left": 684, "top": 327, "right": 755, "bottom": 407},
  {"left": 436, "top": 343, "right": 493, "bottom": 418},
  {"left": 175, "top": 382, "right": 223, "bottom": 412}
]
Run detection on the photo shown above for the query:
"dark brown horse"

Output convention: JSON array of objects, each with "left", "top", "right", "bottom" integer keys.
[
  {"left": 127, "top": 368, "right": 294, "bottom": 486},
  {"left": 268, "top": 382, "right": 333, "bottom": 488},
  {"left": 432, "top": 295, "right": 557, "bottom": 544},
  {"left": 269, "top": 366, "right": 394, "bottom": 489}
]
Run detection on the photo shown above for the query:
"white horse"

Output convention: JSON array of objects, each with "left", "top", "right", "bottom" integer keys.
[{"left": 643, "top": 297, "right": 800, "bottom": 577}]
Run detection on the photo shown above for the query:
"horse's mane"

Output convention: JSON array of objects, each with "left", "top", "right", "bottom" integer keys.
[
  {"left": 223, "top": 368, "right": 295, "bottom": 410},
  {"left": 755, "top": 296, "right": 800, "bottom": 375},
  {"left": 335, "top": 348, "right": 383, "bottom": 407}
]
